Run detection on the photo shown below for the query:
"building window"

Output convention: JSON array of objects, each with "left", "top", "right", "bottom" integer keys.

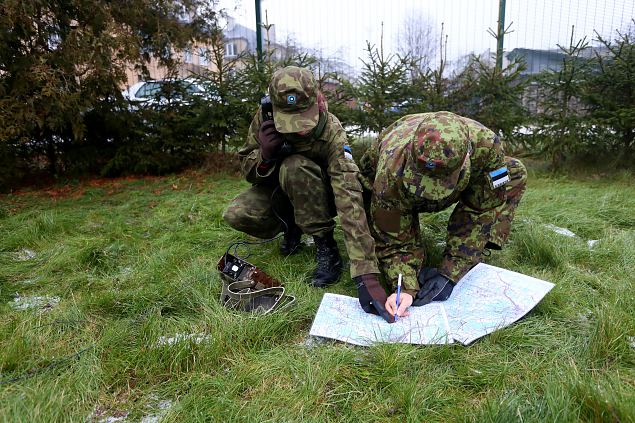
[
  {"left": 225, "top": 43, "right": 237, "bottom": 57},
  {"left": 199, "top": 48, "right": 209, "bottom": 66},
  {"left": 183, "top": 48, "right": 193, "bottom": 64}
]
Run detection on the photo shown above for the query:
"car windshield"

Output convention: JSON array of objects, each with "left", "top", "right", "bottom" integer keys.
[
  {"left": 135, "top": 80, "right": 203, "bottom": 98},
  {"left": 136, "top": 82, "right": 163, "bottom": 98},
  {"left": 182, "top": 82, "right": 203, "bottom": 94}
]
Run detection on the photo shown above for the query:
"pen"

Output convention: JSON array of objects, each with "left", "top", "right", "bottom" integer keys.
[{"left": 395, "top": 273, "right": 402, "bottom": 321}]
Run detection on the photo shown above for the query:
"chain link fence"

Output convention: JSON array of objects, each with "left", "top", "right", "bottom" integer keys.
[{"left": 219, "top": 0, "right": 634, "bottom": 77}]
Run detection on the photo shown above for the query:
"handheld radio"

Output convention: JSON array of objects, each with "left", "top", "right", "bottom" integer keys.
[
  {"left": 260, "top": 94, "right": 292, "bottom": 155},
  {"left": 261, "top": 95, "right": 274, "bottom": 122}
]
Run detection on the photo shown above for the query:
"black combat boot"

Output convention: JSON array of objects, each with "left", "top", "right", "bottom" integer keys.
[
  {"left": 280, "top": 222, "right": 302, "bottom": 256},
  {"left": 310, "top": 231, "right": 342, "bottom": 287}
]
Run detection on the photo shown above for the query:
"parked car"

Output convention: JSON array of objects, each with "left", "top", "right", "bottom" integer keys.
[{"left": 122, "top": 78, "right": 213, "bottom": 107}]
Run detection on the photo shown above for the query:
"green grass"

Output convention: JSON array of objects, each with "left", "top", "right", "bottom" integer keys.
[{"left": 0, "top": 168, "right": 634, "bottom": 422}]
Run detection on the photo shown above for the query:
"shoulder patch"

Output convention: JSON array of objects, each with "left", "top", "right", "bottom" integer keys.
[
  {"left": 344, "top": 145, "right": 353, "bottom": 160},
  {"left": 487, "top": 166, "right": 510, "bottom": 189}
]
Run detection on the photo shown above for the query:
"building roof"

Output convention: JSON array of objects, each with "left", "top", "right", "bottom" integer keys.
[
  {"left": 224, "top": 17, "right": 266, "bottom": 53},
  {"left": 506, "top": 48, "right": 566, "bottom": 61}
]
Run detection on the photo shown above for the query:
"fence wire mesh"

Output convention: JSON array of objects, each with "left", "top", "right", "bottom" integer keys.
[{"left": 219, "top": 0, "right": 635, "bottom": 76}]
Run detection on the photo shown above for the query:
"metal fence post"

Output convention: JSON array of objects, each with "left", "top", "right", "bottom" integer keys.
[
  {"left": 496, "top": 0, "right": 507, "bottom": 72},
  {"left": 255, "top": 0, "right": 263, "bottom": 65}
]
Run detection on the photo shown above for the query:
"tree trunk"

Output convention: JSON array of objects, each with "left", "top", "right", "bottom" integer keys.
[
  {"left": 623, "top": 128, "right": 634, "bottom": 151},
  {"left": 46, "top": 138, "right": 57, "bottom": 175}
]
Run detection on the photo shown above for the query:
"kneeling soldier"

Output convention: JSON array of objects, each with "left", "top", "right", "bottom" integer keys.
[
  {"left": 224, "top": 66, "right": 393, "bottom": 322},
  {"left": 359, "top": 111, "right": 527, "bottom": 319}
]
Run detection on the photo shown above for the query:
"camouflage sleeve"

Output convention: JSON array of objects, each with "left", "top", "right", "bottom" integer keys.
[
  {"left": 326, "top": 124, "right": 380, "bottom": 278},
  {"left": 239, "top": 110, "right": 277, "bottom": 183},
  {"left": 369, "top": 176, "right": 422, "bottom": 297},
  {"left": 357, "top": 137, "right": 381, "bottom": 191},
  {"left": 440, "top": 132, "right": 507, "bottom": 281}
]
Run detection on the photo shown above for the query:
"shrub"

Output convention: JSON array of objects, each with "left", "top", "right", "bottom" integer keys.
[
  {"left": 584, "top": 25, "right": 635, "bottom": 155},
  {"left": 533, "top": 30, "right": 594, "bottom": 167},
  {"left": 450, "top": 54, "right": 528, "bottom": 139},
  {"left": 102, "top": 98, "right": 213, "bottom": 176}
]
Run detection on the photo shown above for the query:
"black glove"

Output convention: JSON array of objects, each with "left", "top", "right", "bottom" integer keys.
[
  {"left": 258, "top": 120, "right": 285, "bottom": 160},
  {"left": 354, "top": 274, "right": 394, "bottom": 323},
  {"left": 412, "top": 268, "right": 455, "bottom": 306}
]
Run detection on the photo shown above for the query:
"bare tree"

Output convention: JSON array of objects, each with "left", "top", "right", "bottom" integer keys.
[
  {"left": 395, "top": 10, "right": 438, "bottom": 72},
  {"left": 627, "top": 19, "right": 635, "bottom": 38}
]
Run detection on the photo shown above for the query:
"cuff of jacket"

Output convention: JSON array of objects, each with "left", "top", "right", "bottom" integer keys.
[
  {"left": 349, "top": 260, "right": 380, "bottom": 279},
  {"left": 403, "top": 288, "right": 418, "bottom": 298},
  {"left": 255, "top": 153, "right": 277, "bottom": 178},
  {"left": 440, "top": 254, "right": 478, "bottom": 282}
]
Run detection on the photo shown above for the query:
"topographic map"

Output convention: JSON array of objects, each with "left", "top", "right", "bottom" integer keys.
[{"left": 309, "top": 263, "right": 554, "bottom": 346}]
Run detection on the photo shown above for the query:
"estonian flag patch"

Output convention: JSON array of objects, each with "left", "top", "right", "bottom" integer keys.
[
  {"left": 487, "top": 166, "right": 510, "bottom": 189},
  {"left": 344, "top": 145, "right": 353, "bottom": 160}
]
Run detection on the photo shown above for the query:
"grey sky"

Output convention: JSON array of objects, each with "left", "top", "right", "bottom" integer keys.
[{"left": 219, "top": 0, "right": 634, "bottom": 72}]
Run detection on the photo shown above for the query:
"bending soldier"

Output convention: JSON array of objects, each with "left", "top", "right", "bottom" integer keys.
[
  {"left": 359, "top": 111, "right": 527, "bottom": 319},
  {"left": 223, "top": 66, "right": 394, "bottom": 321}
]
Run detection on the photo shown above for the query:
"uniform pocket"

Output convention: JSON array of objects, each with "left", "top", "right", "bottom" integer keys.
[
  {"left": 339, "top": 160, "right": 363, "bottom": 192},
  {"left": 373, "top": 207, "right": 401, "bottom": 234}
]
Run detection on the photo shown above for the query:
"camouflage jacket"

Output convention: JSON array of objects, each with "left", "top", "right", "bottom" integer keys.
[
  {"left": 239, "top": 109, "right": 380, "bottom": 278},
  {"left": 359, "top": 112, "right": 507, "bottom": 296}
]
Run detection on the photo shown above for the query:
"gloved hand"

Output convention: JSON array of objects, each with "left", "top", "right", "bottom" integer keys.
[
  {"left": 412, "top": 268, "right": 455, "bottom": 306},
  {"left": 354, "top": 274, "right": 394, "bottom": 323},
  {"left": 258, "top": 120, "right": 285, "bottom": 161}
]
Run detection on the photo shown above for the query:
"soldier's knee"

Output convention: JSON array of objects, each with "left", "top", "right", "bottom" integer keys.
[
  {"left": 222, "top": 203, "right": 243, "bottom": 230},
  {"left": 506, "top": 157, "right": 528, "bottom": 187},
  {"left": 503, "top": 157, "right": 527, "bottom": 207},
  {"left": 223, "top": 202, "right": 278, "bottom": 238}
]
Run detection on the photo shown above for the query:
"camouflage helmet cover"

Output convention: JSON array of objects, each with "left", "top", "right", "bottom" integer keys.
[
  {"left": 268, "top": 66, "right": 319, "bottom": 134},
  {"left": 399, "top": 112, "right": 472, "bottom": 201}
]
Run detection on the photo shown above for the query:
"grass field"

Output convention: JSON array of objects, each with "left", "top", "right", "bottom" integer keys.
[{"left": 1, "top": 167, "right": 634, "bottom": 422}]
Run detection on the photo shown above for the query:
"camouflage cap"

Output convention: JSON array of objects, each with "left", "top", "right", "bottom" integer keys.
[
  {"left": 268, "top": 66, "right": 319, "bottom": 134},
  {"left": 402, "top": 113, "right": 472, "bottom": 201}
]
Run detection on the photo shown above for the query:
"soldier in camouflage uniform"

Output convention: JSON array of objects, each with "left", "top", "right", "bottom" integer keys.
[
  {"left": 223, "top": 67, "right": 394, "bottom": 320},
  {"left": 358, "top": 111, "right": 527, "bottom": 318}
]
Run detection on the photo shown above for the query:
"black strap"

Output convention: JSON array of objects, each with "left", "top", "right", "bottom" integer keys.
[
  {"left": 312, "top": 111, "right": 327, "bottom": 139},
  {"left": 220, "top": 279, "right": 295, "bottom": 314}
]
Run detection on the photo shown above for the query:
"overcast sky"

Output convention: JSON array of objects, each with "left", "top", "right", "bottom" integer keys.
[{"left": 218, "top": 0, "right": 635, "bottom": 72}]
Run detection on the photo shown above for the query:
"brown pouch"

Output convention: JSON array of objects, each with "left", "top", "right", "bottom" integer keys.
[{"left": 217, "top": 253, "right": 295, "bottom": 314}]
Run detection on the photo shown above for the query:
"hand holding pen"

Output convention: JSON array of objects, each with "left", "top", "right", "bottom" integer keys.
[{"left": 386, "top": 273, "right": 413, "bottom": 320}]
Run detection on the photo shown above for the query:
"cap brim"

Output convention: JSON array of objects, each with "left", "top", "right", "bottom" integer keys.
[
  {"left": 272, "top": 102, "right": 319, "bottom": 134},
  {"left": 404, "top": 158, "right": 471, "bottom": 201}
]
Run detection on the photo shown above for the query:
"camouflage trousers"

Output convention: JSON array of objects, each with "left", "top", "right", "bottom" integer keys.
[
  {"left": 223, "top": 155, "right": 336, "bottom": 239},
  {"left": 440, "top": 156, "right": 528, "bottom": 280}
]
